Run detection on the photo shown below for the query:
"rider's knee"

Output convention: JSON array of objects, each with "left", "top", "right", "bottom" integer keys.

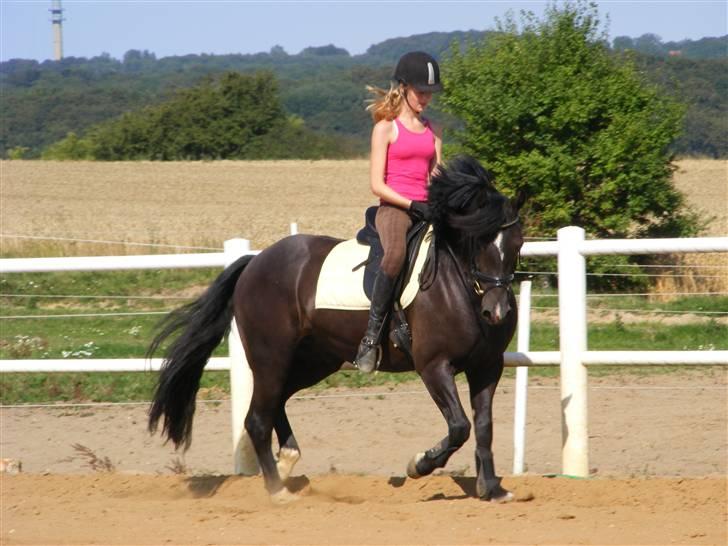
[{"left": 380, "top": 250, "right": 405, "bottom": 278}]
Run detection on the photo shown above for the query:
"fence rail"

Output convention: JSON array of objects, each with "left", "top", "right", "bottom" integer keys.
[{"left": 1, "top": 228, "right": 727, "bottom": 478}]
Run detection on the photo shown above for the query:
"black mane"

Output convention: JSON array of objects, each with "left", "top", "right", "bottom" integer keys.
[{"left": 429, "top": 155, "right": 510, "bottom": 251}]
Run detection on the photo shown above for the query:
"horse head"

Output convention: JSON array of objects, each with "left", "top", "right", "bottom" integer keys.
[{"left": 429, "top": 155, "right": 526, "bottom": 325}]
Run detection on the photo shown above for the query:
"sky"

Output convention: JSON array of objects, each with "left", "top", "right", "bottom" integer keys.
[{"left": 1, "top": 1, "right": 726, "bottom": 63}]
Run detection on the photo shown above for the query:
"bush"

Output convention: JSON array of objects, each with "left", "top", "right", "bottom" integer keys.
[
  {"left": 41, "top": 71, "right": 354, "bottom": 160},
  {"left": 41, "top": 132, "right": 95, "bottom": 160}
]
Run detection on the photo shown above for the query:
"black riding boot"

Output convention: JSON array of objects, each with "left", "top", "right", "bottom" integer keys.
[{"left": 354, "top": 272, "right": 396, "bottom": 373}]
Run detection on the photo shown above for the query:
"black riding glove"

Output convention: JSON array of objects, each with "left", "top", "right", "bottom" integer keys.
[{"left": 409, "top": 201, "right": 432, "bottom": 222}]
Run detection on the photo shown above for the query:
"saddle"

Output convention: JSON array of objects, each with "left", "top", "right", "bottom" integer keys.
[{"left": 354, "top": 206, "right": 431, "bottom": 362}]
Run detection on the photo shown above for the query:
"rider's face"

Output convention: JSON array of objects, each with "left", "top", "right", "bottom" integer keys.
[{"left": 404, "top": 87, "right": 433, "bottom": 113}]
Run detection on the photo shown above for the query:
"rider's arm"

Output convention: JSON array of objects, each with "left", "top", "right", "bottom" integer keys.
[
  {"left": 428, "top": 121, "right": 443, "bottom": 181},
  {"left": 370, "top": 120, "right": 413, "bottom": 209}
]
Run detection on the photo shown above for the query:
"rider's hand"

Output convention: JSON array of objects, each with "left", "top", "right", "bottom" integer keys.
[{"left": 409, "top": 201, "right": 432, "bottom": 222}]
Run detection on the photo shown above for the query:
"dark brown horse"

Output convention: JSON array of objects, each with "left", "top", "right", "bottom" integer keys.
[{"left": 148, "top": 155, "right": 525, "bottom": 503}]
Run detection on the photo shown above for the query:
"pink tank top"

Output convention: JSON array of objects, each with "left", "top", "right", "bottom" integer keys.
[{"left": 384, "top": 118, "right": 435, "bottom": 202}]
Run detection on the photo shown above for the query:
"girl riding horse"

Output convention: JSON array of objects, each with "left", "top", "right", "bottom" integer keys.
[{"left": 355, "top": 51, "right": 444, "bottom": 373}]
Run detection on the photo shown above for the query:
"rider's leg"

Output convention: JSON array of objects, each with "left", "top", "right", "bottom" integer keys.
[
  {"left": 354, "top": 271, "right": 395, "bottom": 373},
  {"left": 354, "top": 205, "right": 412, "bottom": 373}
]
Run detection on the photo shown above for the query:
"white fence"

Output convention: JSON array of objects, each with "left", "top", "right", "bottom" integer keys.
[{"left": 1, "top": 227, "right": 727, "bottom": 477}]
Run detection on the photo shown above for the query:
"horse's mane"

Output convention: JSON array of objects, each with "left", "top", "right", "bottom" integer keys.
[{"left": 429, "top": 155, "right": 509, "bottom": 251}]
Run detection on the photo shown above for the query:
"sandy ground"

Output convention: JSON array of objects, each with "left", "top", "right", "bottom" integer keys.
[
  {"left": 1, "top": 160, "right": 726, "bottom": 543},
  {"left": 3, "top": 474, "right": 725, "bottom": 545},
  {"left": 2, "top": 370, "right": 726, "bottom": 545}
]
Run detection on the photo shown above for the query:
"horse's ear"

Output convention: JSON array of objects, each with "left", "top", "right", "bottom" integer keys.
[{"left": 512, "top": 188, "right": 527, "bottom": 211}]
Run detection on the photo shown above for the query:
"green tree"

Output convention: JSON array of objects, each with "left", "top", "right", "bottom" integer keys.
[
  {"left": 440, "top": 0, "right": 699, "bottom": 242},
  {"left": 7, "top": 146, "right": 30, "bottom": 159},
  {"left": 41, "top": 132, "right": 95, "bottom": 159},
  {"left": 41, "top": 71, "right": 354, "bottom": 160}
]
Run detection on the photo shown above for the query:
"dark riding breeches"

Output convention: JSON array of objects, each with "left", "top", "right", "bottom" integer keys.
[{"left": 375, "top": 204, "right": 413, "bottom": 279}]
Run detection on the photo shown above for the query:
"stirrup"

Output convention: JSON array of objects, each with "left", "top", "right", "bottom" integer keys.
[{"left": 354, "top": 340, "right": 382, "bottom": 374}]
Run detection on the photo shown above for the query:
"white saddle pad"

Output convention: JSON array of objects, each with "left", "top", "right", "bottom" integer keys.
[{"left": 315, "top": 227, "right": 433, "bottom": 311}]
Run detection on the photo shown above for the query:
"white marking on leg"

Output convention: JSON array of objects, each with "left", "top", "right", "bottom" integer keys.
[
  {"left": 270, "top": 487, "right": 300, "bottom": 505},
  {"left": 407, "top": 452, "right": 426, "bottom": 479},
  {"left": 490, "top": 491, "right": 515, "bottom": 504},
  {"left": 276, "top": 447, "right": 300, "bottom": 482}
]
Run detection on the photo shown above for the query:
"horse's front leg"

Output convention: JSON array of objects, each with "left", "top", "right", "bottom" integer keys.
[
  {"left": 407, "top": 361, "right": 471, "bottom": 478},
  {"left": 466, "top": 360, "right": 513, "bottom": 502}
]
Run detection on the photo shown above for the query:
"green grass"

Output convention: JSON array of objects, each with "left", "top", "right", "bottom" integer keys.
[
  {"left": 524, "top": 291, "right": 728, "bottom": 315},
  {"left": 513, "top": 320, "right": 726, "bottom": 352},
  {"left": 1, "top": 269, "right": 726, "bottom": 404}
]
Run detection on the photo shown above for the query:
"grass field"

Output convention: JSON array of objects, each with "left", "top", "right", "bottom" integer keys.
[
  {"left": 2, "top": 158, "right": 726, "bottom": 252},
  {"left": 1, "top": 265, "right": 725, "bottom": 403},
  {"left": 1, "top": 160, "right": 374, "bottom": 253},
  {"left": 1, "top": 159, "right": 726, "bottom": 403}
]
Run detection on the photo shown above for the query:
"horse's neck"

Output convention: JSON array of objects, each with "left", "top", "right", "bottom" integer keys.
[{"left": 436, "top": 243, "right": 474, "bottom": 295}]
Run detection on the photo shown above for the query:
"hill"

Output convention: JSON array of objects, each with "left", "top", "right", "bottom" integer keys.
[{"left": 1, "top": 33, "right": 726, "bottom": 158}]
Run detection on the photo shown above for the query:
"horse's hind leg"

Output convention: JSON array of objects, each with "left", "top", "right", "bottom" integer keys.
[
  {"left": 407, "top": 361, "right": 471, "bottom": 479},
  {"left": 274, "top": 407, "right": 301, "bottom": 482},
  {"left": 466, "top": 359, "right": 513, "bottom": 503},
  {"left": 244, "top": 361, "right": 301, "bottom": 504}
]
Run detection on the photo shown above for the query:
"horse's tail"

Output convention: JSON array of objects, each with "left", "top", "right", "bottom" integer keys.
[{"left": 147, "top": 254, "right": 254, "bottom": 449}]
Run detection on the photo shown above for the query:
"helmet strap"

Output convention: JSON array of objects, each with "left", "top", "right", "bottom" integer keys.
[{"left": 401, "top": 85, "right": 421, "bottom": 118}]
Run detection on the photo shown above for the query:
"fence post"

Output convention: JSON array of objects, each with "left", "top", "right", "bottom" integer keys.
[
  {"left": 512, "top": 280, "right": 532, "bottom": 475},
  {"left": 224, "top": 238, "right": 259, "bottom": 475},
  {"left": 290, "top": 222, "right": 298, "bottom": 235},
  {"left": 557, "top": 226, "right": 589, "bottom": 477}
]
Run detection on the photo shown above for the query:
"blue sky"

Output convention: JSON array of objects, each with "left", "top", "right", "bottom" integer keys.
[{"left": 1, "top": 1, "right": 726, "bottom": 62}]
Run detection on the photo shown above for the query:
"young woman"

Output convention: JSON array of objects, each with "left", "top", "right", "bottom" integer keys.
[{"left": 354, "top": 51, "right": 443, "bottom": 373}]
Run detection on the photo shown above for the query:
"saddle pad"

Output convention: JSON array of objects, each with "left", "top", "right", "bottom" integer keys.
[{"left": 315, "top": 227, "right": 433, "bottom": 311}]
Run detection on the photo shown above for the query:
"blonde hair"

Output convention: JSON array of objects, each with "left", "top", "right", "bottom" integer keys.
[{"left": 365, "top": 82, "right": 405, "bottom": 123}]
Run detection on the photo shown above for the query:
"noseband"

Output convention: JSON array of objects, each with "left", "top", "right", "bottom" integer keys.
[{"left": 470, "top": 215, "right": 520, "bottom": 297}]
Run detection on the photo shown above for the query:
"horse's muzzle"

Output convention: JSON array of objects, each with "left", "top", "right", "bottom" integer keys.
[{"left": 481, "top": 290, "right": 511, "bottom": 325}]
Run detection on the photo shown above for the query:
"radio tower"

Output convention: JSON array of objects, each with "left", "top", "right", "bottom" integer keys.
[{"left": 50, "top": 0, "right": 64, "bottom": 60}]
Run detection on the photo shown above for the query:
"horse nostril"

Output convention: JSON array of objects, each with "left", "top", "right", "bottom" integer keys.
[{"left": 482, "top": 309, "right": 491, "bottom": 320}]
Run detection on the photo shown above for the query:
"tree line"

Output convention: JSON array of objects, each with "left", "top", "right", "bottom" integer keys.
[
  {"left": 3, "top": 1, "right": 707, "bottom": 287},
  {"left": 1, "top": 31, "right": 726, "bottom": 159},
  {"left": 41, "top": 72, "right": 359, "bottom": 160}
]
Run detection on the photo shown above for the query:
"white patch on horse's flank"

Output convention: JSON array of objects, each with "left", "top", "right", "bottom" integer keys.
[
  {"left": 494, "top": 232, "right": 505, "bottom": 263},
  {"left": 276, "top": 447, "right": 301, "bottom": 482}
]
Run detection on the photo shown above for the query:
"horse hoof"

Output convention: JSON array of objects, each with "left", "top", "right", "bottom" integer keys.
[
  {"left": 406, "top": 453, "right": 425, "bottom": 479},
  {"left": 270, "top": 487, "right": 300, "bottom": 505},
  {"left": 276, "top": 447, "right": 301, "bottom": 482},
  {"left": 489, "top": 491, "right": 514, "bottom": 504}
]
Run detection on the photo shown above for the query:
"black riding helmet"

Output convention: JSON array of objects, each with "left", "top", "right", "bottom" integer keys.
[{"left": 393, "top": 51, "right": 443, "bottom": 93}]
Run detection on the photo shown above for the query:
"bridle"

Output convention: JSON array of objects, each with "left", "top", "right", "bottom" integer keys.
[
  {"left": 470, "top": 215, "right": 520, "bottom": 297},
  {"left": 440, "top": 213, "right": 521, "bottom": 341}
]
